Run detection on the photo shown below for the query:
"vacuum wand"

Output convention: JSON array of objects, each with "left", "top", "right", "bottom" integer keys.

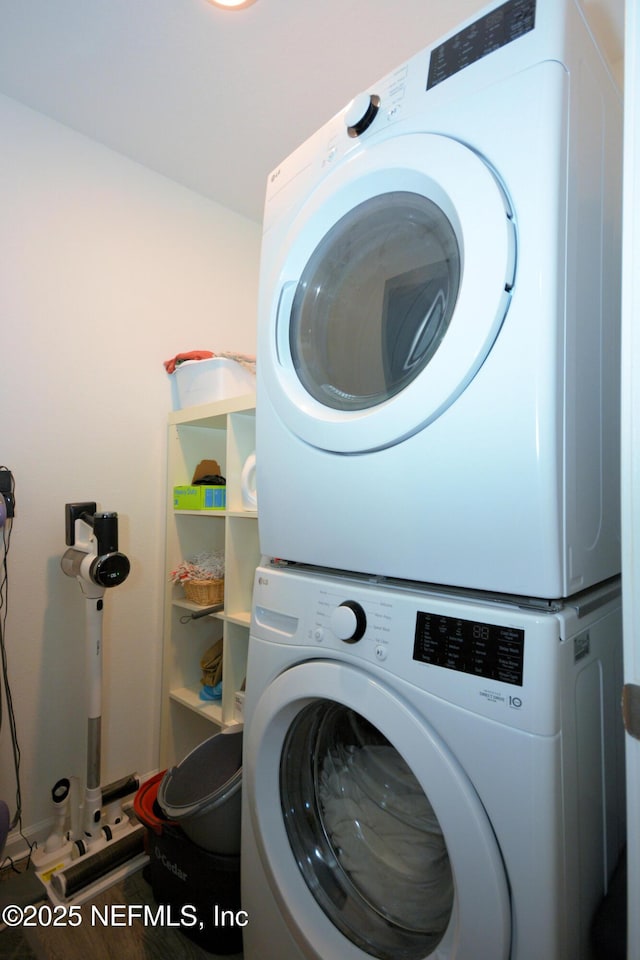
[
  {"left": 60, "top": 503, "right": 130, "bottom": 841},
  {"left": 35, "top": 504, "right": 145, "bottom": 904},
  {"left": 84, "top": 596, "right": 104, "bottom": 839}
]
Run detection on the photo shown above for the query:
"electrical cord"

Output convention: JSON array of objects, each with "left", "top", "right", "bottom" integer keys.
[
  {"left": 0, "top": 468, "right": 34, "bottom": 867},
  {"left": 0, "top": 469, "right": 17, "bottom": 825}
]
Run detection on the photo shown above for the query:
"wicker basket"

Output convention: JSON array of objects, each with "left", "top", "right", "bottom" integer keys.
[{"left": 183, "top": 578, "right": 224, "bottom": 606}]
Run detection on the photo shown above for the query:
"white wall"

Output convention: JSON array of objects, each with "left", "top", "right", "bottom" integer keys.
[{"left": 0, "top": 93, "right": 260, "bottom": 840}]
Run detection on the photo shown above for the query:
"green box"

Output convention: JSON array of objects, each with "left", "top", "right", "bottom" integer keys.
[
  {"left": 173, "top": 485, "right": 226, "bottom": 511},
  {"left": 173, "top": 486, "right": 200, "bottom": 510}
]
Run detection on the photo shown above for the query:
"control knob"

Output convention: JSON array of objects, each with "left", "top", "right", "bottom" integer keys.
[
  {"left": 330, "top": 600, "right": 367, "bottom": 644},
  {"left": 345, "top": 93, "right": 381, "bottom": 138}
]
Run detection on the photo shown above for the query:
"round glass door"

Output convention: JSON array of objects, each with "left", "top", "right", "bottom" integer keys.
[
  {"left": 244, "top": 660, "right": 511, "bottom": 959},
  {"left": 281, "top": 700, "right": 453, "bottom": 960},
  {"left": 290, "top": 192, "right": 460, "bottom": 412},
  {"left": 261, "top": 133, "right": 515, "bottom": 453}
]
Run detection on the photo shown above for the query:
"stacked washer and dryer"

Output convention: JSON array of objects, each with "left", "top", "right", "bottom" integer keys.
[{"left": 241, "top": 1, "right": 626, "bottom": 958}]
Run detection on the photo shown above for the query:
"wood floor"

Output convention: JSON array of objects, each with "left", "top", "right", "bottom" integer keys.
[{"left": 1, "top": 858, "right": 243, "bottom": 960}]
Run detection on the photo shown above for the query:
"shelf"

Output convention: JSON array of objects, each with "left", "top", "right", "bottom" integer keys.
[
  {"left": 173, "top": 509, "right": 257, "bottom": 518},
  {"left": 169, "top": 686, "right": 242, "bottom": 730},
  {"left": 172, "top": 598, "right": 225, "bottom": 618},
  {"left": 171, "top": 599, "right": 251, "bottom": 626},
  {"left": 169, "top": 686, "right": 224, "bottom": 725},
  {"left": 225, "top": 611, "right": 251, "bottom": 627},
  {"left": 160, "top": 395, "right": 258, "bottom": 767},
  {"left": 168, "top": 393, "right": 256, "bottom": 428},
  {"left": 174, "top": 509, "right": 227, "bottom": 517}
]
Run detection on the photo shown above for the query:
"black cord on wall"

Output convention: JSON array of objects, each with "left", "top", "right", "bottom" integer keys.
[{"left": 0, "top": 467, "right": 33, "bottom": 867}]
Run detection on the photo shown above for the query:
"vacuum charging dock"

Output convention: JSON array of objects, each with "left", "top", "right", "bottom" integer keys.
[
  {"left": 34, "top": 775, "right": 147, "bottom": 906},
  {"left": 33, "top": 503, "right": 146, "bottom": 904}
]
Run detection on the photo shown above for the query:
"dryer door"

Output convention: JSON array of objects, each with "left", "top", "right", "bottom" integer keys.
[
  {"left": 261, "top": 134, "right": 516, "bottom": 453},
  {"left": 245, "top": 660, "right": 511, "bottom": 960}
]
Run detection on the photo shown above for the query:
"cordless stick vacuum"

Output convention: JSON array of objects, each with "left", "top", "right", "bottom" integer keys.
[{"left": 34, "top": 504, "right": 147, "bottom": 904}]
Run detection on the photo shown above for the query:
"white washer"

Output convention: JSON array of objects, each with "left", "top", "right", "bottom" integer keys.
[
  {"left": 241, "top": 562, "right": 625, "bottom": 960},
  {"left": 256, "top": 0, "right": 622, "bottom": 599}
]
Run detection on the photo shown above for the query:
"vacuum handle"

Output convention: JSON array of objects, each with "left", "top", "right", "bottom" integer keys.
[
  {"left": 65, "top": 504, "right": 120, "bottom": 554},
  {"left": 93, "top": 512, "right": 119, "bottom": 555},
  {"left": 65, "top": 502, "right": 97, "bottom": 546}
]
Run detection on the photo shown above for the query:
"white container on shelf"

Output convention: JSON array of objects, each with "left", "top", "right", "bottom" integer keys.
[
  {"left": 240, "top": 452, "right": 257, "bottom": 511},
  {"left": 172, "top": 357, "right": 255, "bottom": 410}
]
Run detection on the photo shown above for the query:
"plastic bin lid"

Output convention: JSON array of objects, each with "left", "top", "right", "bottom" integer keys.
[
  {"left": 158, "top": 729, "right": 242, "bottom": 821},
  {"left": 134, "top": 771, "right": 177, "bottom": 835}
]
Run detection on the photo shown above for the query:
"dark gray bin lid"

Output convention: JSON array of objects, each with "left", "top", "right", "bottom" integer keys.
[{"left": 158, "top": 729, "right": 242, "bottom": 822}]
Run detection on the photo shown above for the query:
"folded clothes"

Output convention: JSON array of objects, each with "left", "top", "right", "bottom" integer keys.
[
  {"left": 163, "top": 351, "right": 214, "bottom": 374},
  {"left": 163, "top": 350, "right": 257, "bottom": 375}
]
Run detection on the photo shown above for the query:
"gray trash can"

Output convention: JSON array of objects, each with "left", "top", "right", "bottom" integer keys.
[{"left": 158, "top": 729, "right": 242, "bottom": 855}]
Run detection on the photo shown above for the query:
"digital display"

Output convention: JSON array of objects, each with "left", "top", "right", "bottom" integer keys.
[
  {"left": 427, "top": 0, "right": 536, "bottom": 90},
  {"left": 413, "top": 611, "right": 524, "bottom": 686}
]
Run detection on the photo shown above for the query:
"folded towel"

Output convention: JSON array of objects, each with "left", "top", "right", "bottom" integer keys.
[
  {"left": 199, "top": 682, "right": 223, "bottom": 701},
  {"left": 163, "top": 351, "right": 256, "bottom": 374},
  {"left": 163, "top": 351, "right": 214, "bottom": 374}
]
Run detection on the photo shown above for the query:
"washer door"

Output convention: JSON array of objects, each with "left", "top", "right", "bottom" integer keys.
[
  {"left": 261, "top": 134, "right": 515, "bottom": 453},
  {"left": 245, "top": 661, "right": 511, "bottom": 960}
]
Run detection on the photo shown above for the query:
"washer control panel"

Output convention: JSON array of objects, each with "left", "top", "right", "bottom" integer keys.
[
  {"left": 413, "top": 612, "right": 524, "bottom": 686},
  {"left": 319, "top": 594, "right": 523, "bottom": 684},
  {"left": 251, "top": 564, "right": 585, "bottom": 735}
]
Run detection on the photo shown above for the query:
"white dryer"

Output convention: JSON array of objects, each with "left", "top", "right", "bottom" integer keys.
[
  {"left": 241, "top": 562, "right": 625, "bottom": 960},
  {"left": 256, "top": 0, "right": 622, "bottom": 599}
]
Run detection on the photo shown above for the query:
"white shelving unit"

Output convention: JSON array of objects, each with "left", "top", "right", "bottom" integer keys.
[{"left": 160, "top": 393, "right": 258, "bottom": 768}]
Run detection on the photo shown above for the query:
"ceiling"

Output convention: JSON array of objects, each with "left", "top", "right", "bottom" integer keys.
[{"left": 0, "top": 0, "right": 624, "bottom": 223}]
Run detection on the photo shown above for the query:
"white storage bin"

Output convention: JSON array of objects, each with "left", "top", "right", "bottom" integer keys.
[{"left": 172, "top": 357, "right": 255, "bottom": 410}]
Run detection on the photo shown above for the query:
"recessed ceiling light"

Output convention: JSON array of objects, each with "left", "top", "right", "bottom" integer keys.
[{"left": 207, "top": 0, "right": 257, "bottom": 8}]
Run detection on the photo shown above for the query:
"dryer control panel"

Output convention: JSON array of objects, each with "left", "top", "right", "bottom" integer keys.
[{"left": 427, "top": 0, "right": 536, "bottom": 90}]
